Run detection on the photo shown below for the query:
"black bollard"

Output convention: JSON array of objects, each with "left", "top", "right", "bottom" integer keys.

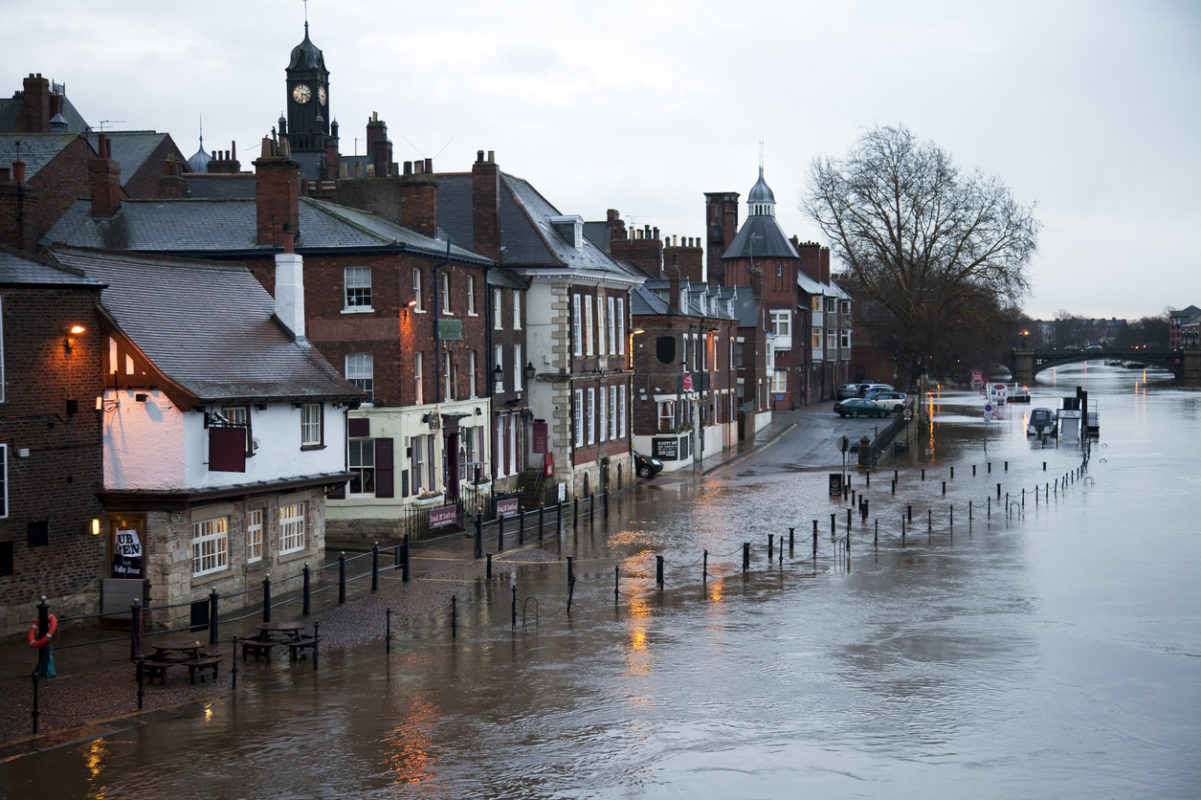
[
  {"left": 371, "top": 543, "right": 380, "bottom": 592},
  {"left": 209, "top": 589, "right": 219, "bottom": 645},
  {"left": 928, "top": 508, "right": 932, "bottom": 530},
  {"left": 498, "top": 513, "right": 505, "bottom": 551},
  {"left": 1004, "top": 460, "right": 1008, "bottom": 471},
  {"left": 511, "top": 585, "right": 518, "bottom": 630},
  {"left": 830, "top": 513, "right": 836, "bottom": 537},
  {"left": 303, "top": 563, "right": 311, "bottom": 616},
  {"left": 539, "top": 505, "right": 545, "bottom": 541},
  {"left": 996, "top": 483, "right": 1002, "bottom": 499},
  {"left": 264, "top": 573, "right": 274, "bottom": 621},
  {"left": 130, "top": 599, "right": 142, "bottom": 662},
  {"left": 519, "top": 510, "right": 525, "bottom": 545},
  {"left": 475, "top": 515, "right": 483, "bottom": 558},
  {"left": 942, "top": 481, "right": 946, "bottom": 496},
  {"left": 567, "top": 556, "right": 575, "bottom": 587},
  {"left": 1043, "top": 461, "right": 1047, "bottom": 471},
  {"left": 615, "top": 566, "right": 620, "bottom": 602},
  {"left": 573, "top": 497, "right": 579, "bottom": 530},
  {"left": 812, "top": 530, "right": 818, "bottom": 559},
  {"left": 743, "top": 542, "right": 751, "bottom": 572},
  {"left": 557, "top": 500, "right": 563, "bottom": 532},
  {"left": 891, "top": 479, "right": 896, "bottom": 495},
  {"left": 789, "top": 527, "right": 795, "bottom": 555},
  {"left": 988, "top": 462, "right": 992, "bottom": 473},
  {"left": 312, "top": 621, "right": 319, "bottom": 672},
  {"left": 486, "top": 553, "right": 493, "bottom": 581},
  {"left": 386, "top": 608, "right": 392, "bottom": 654},
  {"left": 231, "top": 637, "right": 238, "bottom": 691},
  {"left": 874, "top": 519, "right": 879, "bottom": 545},
  {"left": 768, "top": 534, "right": 774, "bottom": 561},
  {"left": 656, "top": 555, "right": 665, "bottom": 589},
  {"left": 402, "top": 534, "right": 411, "bottom": 583},
  {"left": 703, "top": 550, "right": 709, "bottom": 582},
  {"left": 907, "top": 505, "right": 913, "bottom": 523},
  {"left": 451, "top": 597, "right": 457, "bottom": 639},
  {"left": 950, "top": 466, "right": 955, "bottom": 480},
  {"left": 973, "top": 464, "right": 977, "bottom": 476},
  {"left": 921, "top": 468, "right": 926, "bottom": 480},
  {"left": 339, "top": 552, "right": 347, "bottom": 604},
  {"left": 846, "top": 507, "right": 852, "bottom": 532}
]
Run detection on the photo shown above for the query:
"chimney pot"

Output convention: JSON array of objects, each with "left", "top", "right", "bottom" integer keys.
[
  {"left": 487, "top": 150, "right": 495, "bottom": 163},
  {"left": 424, "top": 158, "right": 433, "bottom": 174},
  {"left": 477, "top": 150, "right": 484, "bottom": 162}
]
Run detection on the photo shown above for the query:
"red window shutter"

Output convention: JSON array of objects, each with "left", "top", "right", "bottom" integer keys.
[
  {"left": 209, "top": 427, "right": 246, "bottom": 472},
  {"left": 375, "top": 438, "right": 394, "bottom": 498}
]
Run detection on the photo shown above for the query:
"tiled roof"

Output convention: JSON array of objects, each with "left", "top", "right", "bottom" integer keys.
[
  {"left": 0, "top": 133, "right": 80, "bottom": 179},
  {"left": 184, "top": 174, "right": 256, "bottom": 199},
  {"left": 722, "top": 215, "right": 799, "bottom": 260},
  {"left": 0, "top": 246, "right": 104, "bottom": 287},
  {"left": 86, "top": 131, "right": 179, "bottom": 184},
  {"left": 50, "top": 247, "right": 360, "bottom": 403},
  {"left": 45, "top": 197, "right": 492, "bottom": 263}
]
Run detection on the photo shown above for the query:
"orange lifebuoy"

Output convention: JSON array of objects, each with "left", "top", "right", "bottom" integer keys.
[{"left": 27, "top": 614, "right": 57, "bottom": 648}]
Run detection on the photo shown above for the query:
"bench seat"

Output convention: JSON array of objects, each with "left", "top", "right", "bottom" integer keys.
[
  {"left": 240, "top": 638, "right": 276, "bottom": 662},
  {"left": 187, "top": 655, "right": 221, "bottom": 684},
  {"left": 287, "top": 637, "right": 317, "bottom": 662}
]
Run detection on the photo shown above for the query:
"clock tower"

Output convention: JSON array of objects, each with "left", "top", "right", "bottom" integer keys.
[{"left": 284, "top": 21, "right": 338, "bottom": 179}]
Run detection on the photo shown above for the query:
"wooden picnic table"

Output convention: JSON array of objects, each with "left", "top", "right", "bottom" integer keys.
[
  {"left": 140, "top": 638, "right": 221, "bottom": 684},
  {"left": 241, "top": 621, "right": 311, "bottom": 662}
]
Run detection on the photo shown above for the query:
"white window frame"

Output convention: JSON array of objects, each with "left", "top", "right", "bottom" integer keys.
[
  {"left": 609, "top": 386, "right": 618, "bottom": 440},
  {"left": 573, "top": 388, "right": 584, "bottom": 447},
  {"left": 444, "top": 353, "right": 454, "bottom": 401},
  {"left": 345, "top": 353, "right": 373, "bottom": 402},
  {"left": 513, "top": 292, "right": 522, "bottom": 330},
  {"left": 585, "top": 297, "right": 595, "bottom": 356},
  {"left": 620, "top": 385, "right": 627, "bottom": 438},
  {"left": 658, "top": 400, "right": 674, "bottom": 432},
  {"left": 494, "top": 289, "right": 504, "bottom": 329},
  {"left": 607, "top": 296, "right": 617, "bottom": 354},
  {"left": 469, "top": 351, "right": 477, "bottom": 398},
  {"left": 301, "top": 403, "right": 323, "bottom": 447},
  {"left": 770, "top": 309, "right": 791, "bottom": 348},
  {"left": 841, "top": 329, "right": 851, "bottom": 349},
  {"left": 827, "top": 328, "right": 837, "bottom": 351},
  {"left": 514, "top": 344, "right": 523, "bottom": 392},
  {"left": 247, "top": 509, "right": 263, "bottom": 563},
  {"left": 343, "top": 266, "right": 372, "bottom": 311},
  {"left": 414, "top": 352, "right": 423, "bottom": 405},
  {"left": 411, "top": 435, "right": 425, "bottom": 492},
  {"left": 494, "top": 344, "right": 504, "bottom": 393},
  {"left": 772, "top": 369, "right": 788, "bottom": 394},
  {"left": 573, "top": 293, "right": 583, "bottom": 356},
  {"left": 279, "top": 502, "right": 306, "bottom": 554},
  {"left": 412, "top": 268, "right": 423, "bottom": 311},
  {"left": 617, "top": 298, "right": 626, "bottom": 355},
  {"left": 441, "top": 271, "right": 452, "bottom": 314},
  {"left": 596, "top": 296, "right": 606, "bottom": 355},
  {"left": 192, "top": 516, "right": 228, "bottom": 577},
  {"left": 467, "top": 275, "right": 477, "bottom": 316},
  {"left": 349, "top": 438, "right": 375, "bottom": 495},
  {"left": 599, "top": 385, "right": 608, "bottom": 442},
  {"left": 587, "top": 387, "right": 596, "bottom": 445}
]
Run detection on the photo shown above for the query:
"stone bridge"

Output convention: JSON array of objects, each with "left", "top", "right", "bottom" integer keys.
[{"left": 1011, "top": 348, "right": 1201, "bottom": 386}]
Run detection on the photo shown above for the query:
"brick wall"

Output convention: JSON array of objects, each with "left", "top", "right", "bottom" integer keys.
[{"left": 0, "top": 285, "right": 105, "bottom": 636}]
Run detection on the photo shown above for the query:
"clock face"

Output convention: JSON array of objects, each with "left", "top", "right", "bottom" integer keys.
[
  {"left": 317, "top": 86, "right": 327, "bottom": 105},
  {"left": 292, "top": 84, "right": 311, "bottom": 104}
]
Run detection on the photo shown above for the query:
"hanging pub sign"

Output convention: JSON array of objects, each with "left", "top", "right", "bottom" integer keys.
[{"left": 113, "top": 528, "right": 144, "bottom": 578}]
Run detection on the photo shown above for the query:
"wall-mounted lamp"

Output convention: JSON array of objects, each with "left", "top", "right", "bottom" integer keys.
[
  {"left": 524, "top": 361, "right": 536, "bottom": 383},
  {"left": 91, "top": 518, "right": 101, "bottom": 536},
  {"left": 493, "top": 363, "right": 504, "bottom": 382},
  {"left": 95, "top": 395, "right": 119, "bottom": 412},
  {"left": 64, "top": 323, "right": 86, "bottom": 353}
]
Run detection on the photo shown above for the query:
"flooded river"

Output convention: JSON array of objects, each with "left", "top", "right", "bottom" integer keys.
[{"left": 3, "top": 363, "right": 1199, "bottom": 799}]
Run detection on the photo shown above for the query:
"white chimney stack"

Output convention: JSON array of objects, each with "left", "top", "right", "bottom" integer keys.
[{"left": 274, "top": 250, "right": 307, "bottom": 344}]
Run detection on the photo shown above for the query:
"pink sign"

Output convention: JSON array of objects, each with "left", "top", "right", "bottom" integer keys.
[{"left": 429, "top": 504, "right": 457, "bottom": 529}]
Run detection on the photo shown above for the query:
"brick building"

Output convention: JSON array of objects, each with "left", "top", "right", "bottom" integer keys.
[{"left": 0, "top": 246, "right": 105, "bottom": 637}]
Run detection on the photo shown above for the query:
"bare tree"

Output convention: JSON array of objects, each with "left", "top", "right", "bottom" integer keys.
[{"left": 805, "top": 125, "right": 1039, "bottom": 388}]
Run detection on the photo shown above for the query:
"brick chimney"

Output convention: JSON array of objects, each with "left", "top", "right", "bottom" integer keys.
[
  {"left": 609, "top": 216, "right": 663, "bottom": 275},
  {"left": 704, "top": 191, "right": 739, "bottom": 286},
  {"left": 90, "top": 135, "right": 124, "bottom": 218},
  {"left": 366, "top": 112, "right": 392, "bottom": 178},
  {"left": 471, "top": 150, "right": 500, "bottom": 259},
  {"left": 14, "top": 73, "right": 50, "bottom": 133},
  {"left": 254, "top": 136, "right": 300, "bottom": 247},
  {"left": 665, "top": 235, "right": 705, "bottom": 283},
  {"left": 0, "top": 162, "right": 37, "bottom": 251},
  {"left": 208, "top": 141, "right": 241, "bottom": 174},
  {"left": 399, "top": 158, "right": 438, "bottom": 238},
  {"left": 158, "top": 156, "right": 186, "bottom": 198}
]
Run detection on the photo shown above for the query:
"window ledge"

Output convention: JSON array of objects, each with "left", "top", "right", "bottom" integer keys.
[
  {"left": 341, "top": 306, "right": 375, "bottom": 315},
  {"left": 300, "top": 444, "right": 326, "bottom": 451}
]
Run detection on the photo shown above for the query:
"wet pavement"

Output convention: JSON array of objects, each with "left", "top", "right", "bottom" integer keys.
[{"left": 0, "top": 411, "right": 800, "bottom": 759}]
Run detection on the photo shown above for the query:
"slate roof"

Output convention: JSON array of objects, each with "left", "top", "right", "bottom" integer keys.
[
  {"left": 50, "top": 247, "right": 360, "bottom": 404},
  {"left": 0, "top": 133, "right": 81, "bottom": 180},
  {"left": 437, "top": 171, "right": 640, "bottom": 282},
  {"left": 45, "top": 197, "right": 492, "bottom": 263},
  {"left": 184, "top": 174, "right": 255, "bottom": 199},
  {"left": 0, "top": 91, "right": 89, "bottom": 134},
  {"left": 86, "top": 131, "right": 184, "bottom": 182},
  {"left": 722, "top": 214, "right": 799, "bottom": 260},
  {"left": 0, "top": 245, "right": 104, "bottom": 287}
]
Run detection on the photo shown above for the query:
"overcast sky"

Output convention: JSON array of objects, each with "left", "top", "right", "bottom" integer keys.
[{"left": 7, "top": 0, "right": 1198, "bottom": 320}]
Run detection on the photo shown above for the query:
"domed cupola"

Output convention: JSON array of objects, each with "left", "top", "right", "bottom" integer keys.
[
  {"left": 187, "top": 134, "right": 211, "bottom": 173},
  {"left": 288, "top": 23, "right": 326, "bottom": 71},
  {"left": 747, "top": 166, "right": 776, "bottom": 217}
]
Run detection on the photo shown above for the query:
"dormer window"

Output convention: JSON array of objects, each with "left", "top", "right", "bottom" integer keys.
[{"left": 549, "top": 215, "right": 584, "bottom": 249}]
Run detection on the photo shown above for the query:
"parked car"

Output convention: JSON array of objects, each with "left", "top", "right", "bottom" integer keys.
[
  {"left": 833, "top": 397, "right": 890, "bottom": 418},
  {"left": 838, "top": 383, "right": 866, "bottom": 399},
  {"left": 633, "top": 451, "right": 663, "bottom": 478},
  {"left": 865, "top": 390, "right": 907, "bottom": 412}
]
